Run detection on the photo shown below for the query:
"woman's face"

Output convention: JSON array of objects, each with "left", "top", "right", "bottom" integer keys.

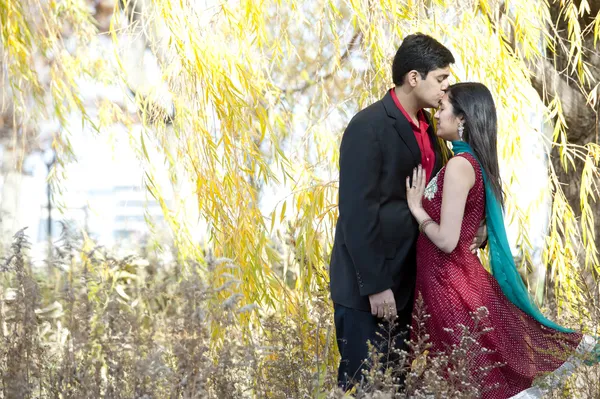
[{"left": 434, "top": 93, "right": 462, "bottom": 141}]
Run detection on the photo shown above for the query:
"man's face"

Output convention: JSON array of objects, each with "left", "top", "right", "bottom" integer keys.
[{"left": 414, "top": 67, "right": 451, "bottom": 108}]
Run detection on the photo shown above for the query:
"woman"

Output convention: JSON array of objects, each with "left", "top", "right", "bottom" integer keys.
[{"left": 406, "top": 82, "right": 598, "bottom": 398}]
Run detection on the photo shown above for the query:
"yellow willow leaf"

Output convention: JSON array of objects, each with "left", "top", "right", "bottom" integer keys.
[
  {"left": 140, "top": 132, "right": 150, "bottom": 161},
  {"left": 578, "top": 0, "right": 590, "bottom": 15},
  {"left": 280, "top": 201, "right": 287, "bottom": 223},
  {"left": 594, "top": 10, "right": 600, "bottom": 47}
]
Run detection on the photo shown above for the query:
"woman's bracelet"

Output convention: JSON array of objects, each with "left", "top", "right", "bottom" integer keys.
[{"left": 419, "top": 218, "right": 435, "bottom": 233}]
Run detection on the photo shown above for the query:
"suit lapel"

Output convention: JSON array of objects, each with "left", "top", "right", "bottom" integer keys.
[{"left": 382, "top": 91, "right": 421, "bottom": 165}]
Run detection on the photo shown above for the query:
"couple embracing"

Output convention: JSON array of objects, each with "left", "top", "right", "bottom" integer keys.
[{"left": 329, "top": 33, "right": 599, "bottom": 398}]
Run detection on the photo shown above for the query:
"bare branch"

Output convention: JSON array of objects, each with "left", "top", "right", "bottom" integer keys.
[{"left": 278, "top": 30, "right": 363, "bottom": 95}]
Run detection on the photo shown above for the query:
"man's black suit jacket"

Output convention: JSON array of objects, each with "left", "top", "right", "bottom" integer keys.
[{"left": 329, "top": 90, "right": 445, "bottom": 312}]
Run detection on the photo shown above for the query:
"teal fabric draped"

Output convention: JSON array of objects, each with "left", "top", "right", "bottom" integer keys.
[{"left": 451, "top": 140, "right": 574, "bottom": 333}]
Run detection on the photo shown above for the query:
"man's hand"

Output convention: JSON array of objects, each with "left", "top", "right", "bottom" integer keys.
[
  {"left": 369, "top": 289, "right": 396, "bottom": 319},
  {"left": 470, "top": 219, "right": 488, "bottom": 254}
]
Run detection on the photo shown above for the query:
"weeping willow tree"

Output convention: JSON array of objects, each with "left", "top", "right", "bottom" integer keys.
[{"left": 2, "top": 0, "right": 599, "bottom": 320}]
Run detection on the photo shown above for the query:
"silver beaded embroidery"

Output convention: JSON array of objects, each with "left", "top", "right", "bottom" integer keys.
[{"left": 424, "top": 172, "right": 440, "bottom": 200}]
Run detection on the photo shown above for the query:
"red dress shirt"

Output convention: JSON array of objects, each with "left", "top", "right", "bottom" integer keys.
[{"left": 390, "top": 89, "right": 435, "bottom": 182}]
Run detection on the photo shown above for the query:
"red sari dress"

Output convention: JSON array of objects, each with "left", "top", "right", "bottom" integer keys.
[{"left": 413, "top": 153, "right": 591, "bottom": 399}]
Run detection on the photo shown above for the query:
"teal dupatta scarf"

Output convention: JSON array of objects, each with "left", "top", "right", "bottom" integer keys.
[{"left": 451, "top": 140, "right": 574, "bottom": 333}]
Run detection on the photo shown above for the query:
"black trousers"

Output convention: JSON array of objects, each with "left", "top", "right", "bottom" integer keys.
[{"left": 333, "top": 301, "right": 413, "bottom": 391}]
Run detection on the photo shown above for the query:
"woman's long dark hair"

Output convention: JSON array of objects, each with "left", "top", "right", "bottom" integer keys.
[{"left": 447, "top": 83, "right": 504, "bottom": 205}]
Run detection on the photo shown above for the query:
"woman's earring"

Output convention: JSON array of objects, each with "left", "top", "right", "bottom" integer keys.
[{"left": 458, "top": 121, "right": 464, "bottom": 141}]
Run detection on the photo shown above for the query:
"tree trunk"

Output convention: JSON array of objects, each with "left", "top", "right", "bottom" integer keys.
[{"left": 528, "top": 0, "right": 600, "bottom": 255}]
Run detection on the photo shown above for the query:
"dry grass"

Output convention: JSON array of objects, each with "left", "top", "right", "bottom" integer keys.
[{"left": 0, "top": 229, "right": 598, "bottom": 398}]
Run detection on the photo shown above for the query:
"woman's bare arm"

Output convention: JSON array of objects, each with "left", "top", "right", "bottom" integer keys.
[{"left": 407, "top": 157, "right": 476, "bottom": 253}]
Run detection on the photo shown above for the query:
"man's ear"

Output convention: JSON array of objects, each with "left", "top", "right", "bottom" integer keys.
[{"left": 407, "top": 70, "right": 420, "bottom": 87}]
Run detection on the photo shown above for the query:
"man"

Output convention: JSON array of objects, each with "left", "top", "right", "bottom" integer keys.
[{"left": 329, "top": 33, "right": 485, "bottom": 390}]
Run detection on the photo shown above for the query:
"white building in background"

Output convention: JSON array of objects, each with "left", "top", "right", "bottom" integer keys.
[
  {"left": 0, "top": 119, "right": 173, "bottom": 263},
  {"left": 0, "top": 132, "right": 169, "bottom": 253},
  {"left": 35, "top": 183, "right": 168, "bottom": 247}
]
